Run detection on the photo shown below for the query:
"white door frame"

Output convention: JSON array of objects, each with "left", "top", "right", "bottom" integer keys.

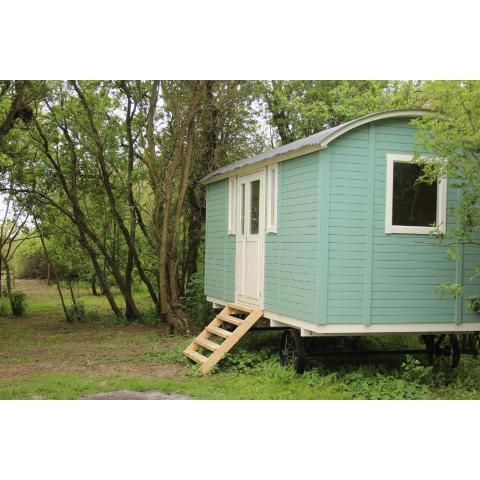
[{"left": 235, "top": 169, "right": 265, "bottom": 308}]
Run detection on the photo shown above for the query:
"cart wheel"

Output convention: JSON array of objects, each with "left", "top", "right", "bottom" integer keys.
[
  {"left": 279, "top": 329, "right": 307, "bottom": 374},
  {"left": 422, "top": 335, "right": 435, "bottom": 364},
  {"left": 449, "top": 335, "right": 461, "bottom": 368},
  {"left": 423, "top": 334, "right": 461, "bottom": 368}
]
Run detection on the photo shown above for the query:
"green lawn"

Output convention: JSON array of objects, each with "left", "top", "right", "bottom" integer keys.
[{"left": 1, "top": 279, "right": 480, "bottom": 400}]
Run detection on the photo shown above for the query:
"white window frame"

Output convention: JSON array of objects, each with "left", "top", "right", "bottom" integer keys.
[
  {"left": 385, "top": 153, "right": 447, "bottom": 235},
  {"left": 266, "top": 164, "right": 278, "bottom": 233},
  {"left": 227, "top": 176, "right": 236, "bottom": 235}
]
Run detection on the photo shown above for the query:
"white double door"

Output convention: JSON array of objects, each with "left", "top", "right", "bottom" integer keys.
[{"left": 235, "top": 171, "right": 265, "bottom": 308}]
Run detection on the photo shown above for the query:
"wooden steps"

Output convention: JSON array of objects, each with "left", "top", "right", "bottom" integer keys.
[
  {"left": 195, "top": 337, "right": 220, "bottom": 351},
  {"left": 183, "top": 303, "right": 263, "bottom": 374},
  {"left": 217, "top": 312, "right": 243, "bottom": 326},
  {"left": 184, "top": 349, "right": 208, "bottom": 364},
  {"left": 206, "top": 325, "right": 232, "bottom": 338}
]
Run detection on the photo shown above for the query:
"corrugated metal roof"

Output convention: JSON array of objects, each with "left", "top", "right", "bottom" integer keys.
[{"left": 201, "top": 109, "right": 431, "bottom": 184}]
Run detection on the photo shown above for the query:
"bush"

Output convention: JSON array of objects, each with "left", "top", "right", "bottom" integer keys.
[
  {"left": 221, "top": 347, "right": 276, "bottom": 373},
  {"left": 10, "top": 291, "right": 27, "bottom": 316},
  {"left": 0, "top": 301, "right": 9, "bottom": 316},
  {"left": 180, "top": 270, "right": 215, "bottom": 327},
  {"left": 66, "top": 302, "right": 86, "bottom": 322}
]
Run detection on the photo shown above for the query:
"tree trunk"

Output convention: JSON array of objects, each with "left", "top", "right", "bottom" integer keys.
[
  {"left": 76, "top": 225, "right": 123, "bottom": 318},
  {"left": 91, "top": 274, "right": 98, "bottom": 296},
  {"left": 39, "top": 120, "right": 130, "bottom": 319},
  {"left": 168, "top": 120, "right": 196, "bottom": 305},
  {"left": 0, "top": 253, "right": 3, "bottom": 295},
  {"left": 34, "top": 219, "right": 71, "bottom": 322},
  {"left": 72, "top": 81, "right": 163, "bottom": 319},
  {"left": 67, "top": 276, "right": 76, "bottom": 305},
  {"left": 3, "top": 255, "right": 11, "bottom": 297},
  {"left": 156, "top": 82, "right": 203, "bottom": 334}
]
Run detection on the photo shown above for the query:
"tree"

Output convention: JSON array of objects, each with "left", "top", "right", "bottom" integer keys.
[
  {"left": 0, "top": 81, "right": 37, "bottom": 140},
  {"left": 259, "top": 80, "right": 422, "bottom": 145},
  {"left": 0, "top": 80, "right": 272, "bottom": 331},
  {"left": 0, "top": 193, "right": 29, "bottom": 297},
  {"left": 413, "top": 81, "right": 480, "bottom": 295}
]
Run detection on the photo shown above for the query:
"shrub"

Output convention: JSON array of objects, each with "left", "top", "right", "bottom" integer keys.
[
  {"left": 10, "top": 291, "right": 27, "bottom": 316},
  {"left": 66, "top": 302, "right": 86, "bottom": 322},
  {"left": 180, "top": 270, "right": 215, "bottom": 328},
  {"left": 401, "top": 355, "right": 433, "bottom": 383},
  {"left": 0, "top": 301, "right": 9, "bottom": 316},
  {"left": 221, "top": 346, "right": 276, "bottom": 373}
]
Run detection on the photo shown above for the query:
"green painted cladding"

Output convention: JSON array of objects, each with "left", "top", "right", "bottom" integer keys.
[
  {"left": 204, "top": 116, "right": 480, "bottom": 327},
  {"left": 204, "top": 180, "right": 235, "bottom": 302},
  {"left": 325, "top": 118, "right": 480, "bottom": 324},
  {"left": 264, "top": 153, "right": 321, "bottom": 322}
]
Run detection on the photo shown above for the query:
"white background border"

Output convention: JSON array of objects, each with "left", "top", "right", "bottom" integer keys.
[{"left": 2, "top": 1, "right": 480, "bottom": 479}]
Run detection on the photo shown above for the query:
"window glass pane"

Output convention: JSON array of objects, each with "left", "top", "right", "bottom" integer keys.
[
  {"left": 241, "top": 183, "right": 245, "bottom": 235},
  {"left": 269, "top": 169, "right": 275, "bottom": 227},
  {"left": 250, "top": 180, "right": 260, "bottom": 234},
  {"left": 392, "top": 162, "right": 437, "bottom": 227}
]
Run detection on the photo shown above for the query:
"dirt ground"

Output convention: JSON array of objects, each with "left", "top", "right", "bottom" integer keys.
[{"left": 0, "top": 280, "right": 188, "bottom": 386}]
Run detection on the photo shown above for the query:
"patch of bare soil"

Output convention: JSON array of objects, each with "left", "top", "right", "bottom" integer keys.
[
  {"left": 82, "top": 390, "right": 190, "bottom": 400},
  {"left": 0, "top": 361, "right": 186, "bottom": 382},
  {"left": 0, "top": 283, "right": 188, "bottom": 382}
]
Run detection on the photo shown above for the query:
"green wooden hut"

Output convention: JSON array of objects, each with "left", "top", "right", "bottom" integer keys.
[{"left": 185, "top": 110, "right": 480, "bottom": 373}]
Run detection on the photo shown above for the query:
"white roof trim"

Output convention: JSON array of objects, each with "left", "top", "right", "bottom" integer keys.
[{"left": 201, "top": 109, "right": 433, "bottom": 185}]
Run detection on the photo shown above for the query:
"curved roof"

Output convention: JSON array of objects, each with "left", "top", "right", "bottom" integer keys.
[{"left": 201, "top": 109, "right": 432, "bottom": 184}]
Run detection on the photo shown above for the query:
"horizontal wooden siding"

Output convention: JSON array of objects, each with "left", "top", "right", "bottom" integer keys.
[
  {"left": 264, "top": 153, "right": 320, "bottom": 321},
  {"left": 204, "top": 180, "right": 235, "bottom": 301}
]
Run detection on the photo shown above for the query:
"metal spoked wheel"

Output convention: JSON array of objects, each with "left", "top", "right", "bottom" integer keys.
[
  {"left": 279, "top": 329, "right": 307, "bottom": 374},
  {"left": 422, "top": 334, "right": 461, "bottom": 368}
]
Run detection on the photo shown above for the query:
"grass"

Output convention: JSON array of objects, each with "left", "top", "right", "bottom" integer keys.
[{"left": 1, "top": 279, "right": 480, "bottom": 399}]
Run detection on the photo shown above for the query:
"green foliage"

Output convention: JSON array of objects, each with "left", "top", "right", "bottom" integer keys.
[
  {"left": 0, "top": 300, "right": 9, "bottom": 316},
  {"left": 401, "top": 355, "right": 433, "bottom": 383},
  {"left": 413, "top": 80, "right": 480, "bottom": 300},
  {"left": 180, "top": 268, "right": 214, "bottom": 327},
  {"left": 66, "top": 302, "right": 86, "bottom": 322},
  {"left": 259, "top": 80, "right": 422, "bottom": 145},
  {"left": 138, "top": 304, "right": 162, "bottom": 326},
  {"left": 220, "top": 346, "right": 276, "bottom": 373},
  {"left": 15, "top": 242, "right": 47, "bottom": 279},
  {"left": 470, "top": 295, "right": 480, "bottom": 312},
  {"left": 435, "top": 282, "right": 464, "bottom": 299},
  {"left": 9, "top": 291, "right": 26, "bottom": 316}
]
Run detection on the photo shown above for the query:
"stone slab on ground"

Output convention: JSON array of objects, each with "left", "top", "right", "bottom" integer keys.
[{"left": 82, "top": 390, "right": 190, "bottom": 400}]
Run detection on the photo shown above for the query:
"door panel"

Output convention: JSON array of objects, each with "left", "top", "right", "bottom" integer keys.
[{"left": 235, "top": 172, "right": 265, "bottom": 307}]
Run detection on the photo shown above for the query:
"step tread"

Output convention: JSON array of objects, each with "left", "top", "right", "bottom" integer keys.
[
  {"left": 184, "top": 348, "right": 207, "bottom": 364},
  {"left": 227, "top": 302, "right": 254, "bottom": 313},
  {"left": 217, "top": 313, "right": 242, "bottom": 326},
  {"left": 206, "top": 325, "right": 232, "bottom": 338},
  {"left": 195, "top": 337, "right": 220, "bottom": 352}
]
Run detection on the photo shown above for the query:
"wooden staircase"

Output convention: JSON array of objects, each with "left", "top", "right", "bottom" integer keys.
[{"left": 184, "top": 303, "right": 264, "bottom": 374}]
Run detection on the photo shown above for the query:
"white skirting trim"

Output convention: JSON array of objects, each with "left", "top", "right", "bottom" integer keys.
[
  {"left": 207, "top": 296, "right": 229, "bottom": 309},
  {"left": 265, "top": 311, "right": 480, "bottom": 336},
  {"left": 206, "top": 297, "right": 480, "bottom": 336}
]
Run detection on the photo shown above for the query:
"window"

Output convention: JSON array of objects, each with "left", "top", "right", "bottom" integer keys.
[
  {"left": 227, "top": 177, "right": 236, "bottom": 235},
  {"left": 385, "top": 154, "right": 447, "bottom": 234},
  {"left": 266, "top": 164, "right": 278, "bottom": 233},
  {"left": 250, "top": 180, "right": 260, "bottom": 234}
]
